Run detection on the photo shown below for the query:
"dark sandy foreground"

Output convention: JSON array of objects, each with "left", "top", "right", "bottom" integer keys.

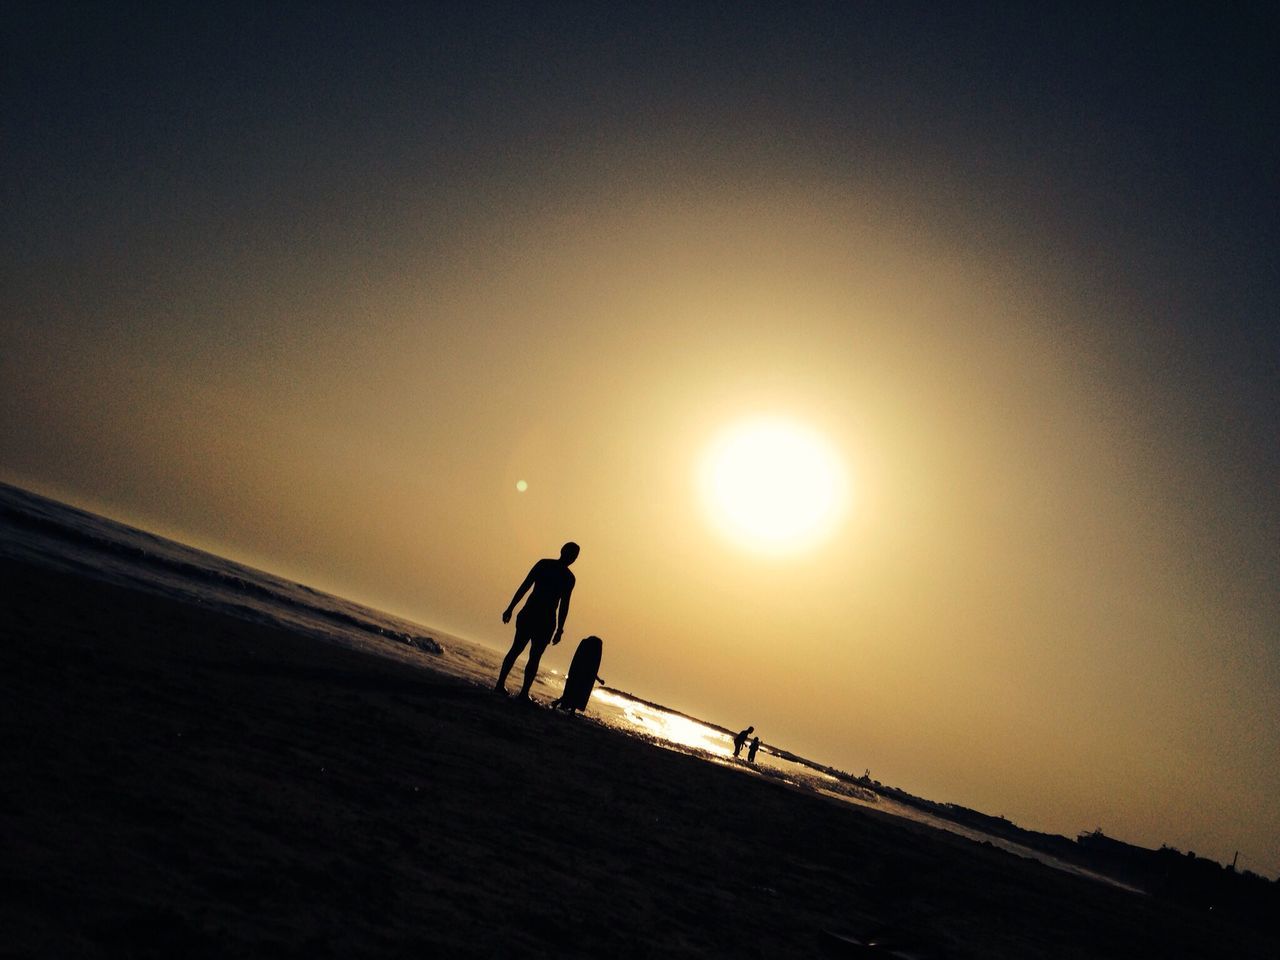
[{"left": 2, "top": 558, "right": 1275, "bottom": 959}]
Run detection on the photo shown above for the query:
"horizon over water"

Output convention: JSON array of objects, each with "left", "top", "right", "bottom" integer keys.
[{"left": 0, "top": 480, "right": 1141, "bottom": 890}]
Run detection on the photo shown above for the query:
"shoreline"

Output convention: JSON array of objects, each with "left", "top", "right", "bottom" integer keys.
[
  {"left": 3, "top": 555, "right": 1277, "bottom": 957},
  {"left": 4, "top": 478, "right": 1268, "bottom": 895}
]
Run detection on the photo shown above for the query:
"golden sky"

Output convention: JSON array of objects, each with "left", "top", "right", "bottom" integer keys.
[{"left": 3, "top": 5, "right": 1277, "bottom": 876}]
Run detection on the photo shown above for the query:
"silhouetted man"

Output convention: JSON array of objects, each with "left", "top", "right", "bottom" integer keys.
[
  {"left": 495, "top": 542, "right": 579, "bottom": 700},
  {"left": 733, "top": 725, "right": 754, "bottom": 758}
]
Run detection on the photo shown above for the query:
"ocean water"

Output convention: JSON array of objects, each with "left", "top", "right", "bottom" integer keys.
[{"left": 0, "top": 481, "right": 1134, "bottom": 892}]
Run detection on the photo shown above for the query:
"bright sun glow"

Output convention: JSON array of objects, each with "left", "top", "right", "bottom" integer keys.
[{"left": 699, "top": 416, "right": 849, "bottom": 553}]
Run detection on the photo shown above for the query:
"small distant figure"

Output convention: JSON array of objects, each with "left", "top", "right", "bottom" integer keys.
[
  {"left": 495, "top": 542, "right": 579, "bottom": 701},
  {"left": 732, "top": 725, "right": 754, "bottom": 758},
  {"left": 550, "top": 635, "right": 604, "bottom": 714},
  {"left": 747, "top": 737, "right": 761, "bottom": 764}
]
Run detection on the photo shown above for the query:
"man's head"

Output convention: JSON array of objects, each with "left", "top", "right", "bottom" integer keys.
[{"left": 560, "top": 542, "right": 580, "bottom": 564}]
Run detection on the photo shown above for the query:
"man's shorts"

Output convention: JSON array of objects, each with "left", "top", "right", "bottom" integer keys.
[{"left": 515, "top": 607, "right": 556, "bottom": 647}]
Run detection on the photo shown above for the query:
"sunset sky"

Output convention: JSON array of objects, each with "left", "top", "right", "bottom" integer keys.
[{"left": 3, "top": 4, "right": 1277, "bottom": 876}]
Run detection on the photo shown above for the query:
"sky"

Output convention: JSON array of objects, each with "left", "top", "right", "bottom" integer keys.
[{"left": 3, "top": 3, "right": 1277, "bottom": 876}]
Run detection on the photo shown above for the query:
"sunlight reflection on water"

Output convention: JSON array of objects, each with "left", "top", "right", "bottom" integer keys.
[{"left": 590, "top": 687, "right": 733, "bottom": 756}]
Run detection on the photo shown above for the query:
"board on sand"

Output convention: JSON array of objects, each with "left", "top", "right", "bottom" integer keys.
[{"left": 553, "top": 635, "right": 603, "bottom": 713}]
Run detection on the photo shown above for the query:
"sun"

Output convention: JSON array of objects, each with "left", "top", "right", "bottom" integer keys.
[{"left": 699, "top": 416, "right": 849, "bottom": 554}]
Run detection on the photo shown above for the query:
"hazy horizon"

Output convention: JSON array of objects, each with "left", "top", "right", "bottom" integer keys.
[
  {"left": 4, "top": 4, "right": 1277, "bottom": 878},
  {"left": 5, "top": 466, "right": 1275, "bottom": 879}
]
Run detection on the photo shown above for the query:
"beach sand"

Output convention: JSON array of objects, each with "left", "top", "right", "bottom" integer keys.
[{"left": 2, "top": 556, "right": 1274, "bottom": 958}]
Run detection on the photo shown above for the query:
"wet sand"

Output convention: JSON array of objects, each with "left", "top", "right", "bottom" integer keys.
[{"left": 2, "top": 556, "right": 1274, "bottom": 958}]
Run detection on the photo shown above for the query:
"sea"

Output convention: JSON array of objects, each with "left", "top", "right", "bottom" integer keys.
[{"left": 0, "top": 480, "right": 1134, "bottom": 892}]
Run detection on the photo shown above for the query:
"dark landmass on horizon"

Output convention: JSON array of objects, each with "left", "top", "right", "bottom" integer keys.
[{"left": 756, "top": 748, "right": 1279, "bottom": 918}]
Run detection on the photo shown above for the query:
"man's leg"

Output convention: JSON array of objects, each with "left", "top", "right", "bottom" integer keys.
[
  {"left": 496, "top": 632, "right": 530, "bottom": 693},
  {"left": 517, "top": 639, "right": 550, "bottom": 699}
]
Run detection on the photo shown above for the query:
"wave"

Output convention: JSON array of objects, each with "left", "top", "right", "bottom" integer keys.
[{"left": 0, "top": 483, "right": 442, "bottom": 656}]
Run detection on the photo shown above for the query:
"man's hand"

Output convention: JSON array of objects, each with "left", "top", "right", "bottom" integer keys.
[
  {"left": 502, "top": 608, "right": 512, "bottom": 624},
  {"left": 552, "top": 628, "right": 563, "bottom": 645}
]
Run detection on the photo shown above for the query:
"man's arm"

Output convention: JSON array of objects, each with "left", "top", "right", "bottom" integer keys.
[
  {"left": 552, "top": 578, "right": 574, "bottom": 643},
  {"left": 502, "top": 565, "right": 538, "bottom": 623}
]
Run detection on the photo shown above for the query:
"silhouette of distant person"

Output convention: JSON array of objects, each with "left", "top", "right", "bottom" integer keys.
[
  {"left": 495, "top": 542, "right": 579, "bottom": 701},
  {"left": 747, "top": 737, "right": 761, "bottom": 764},
  {"left": 733, "top": 725, "right": 754, "bottom": 758}
]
